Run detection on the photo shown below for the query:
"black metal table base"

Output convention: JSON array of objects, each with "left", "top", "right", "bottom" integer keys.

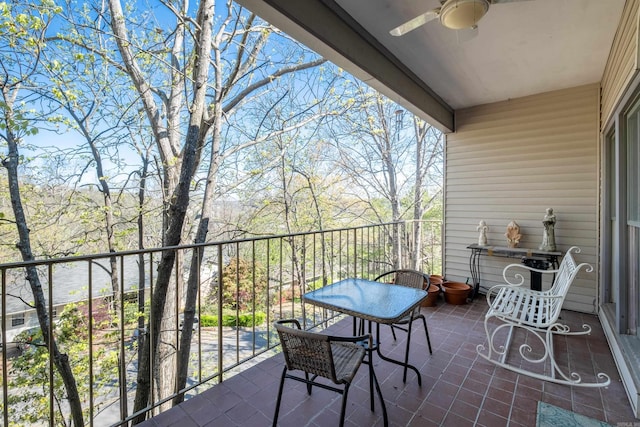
[
  {"left": 354, "top": 317, "right": 422, "bottom": 386},
  {"left": 469, "top": 247, "right": 482, "bottom": 300}
]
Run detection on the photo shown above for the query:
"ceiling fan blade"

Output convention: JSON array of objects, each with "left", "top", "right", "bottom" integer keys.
[
  {"left": 389, "top": 9, "right": 440, "bottom": 36},
  {"left": 491, "top": 0, "right": 533, "bottom": 3}
]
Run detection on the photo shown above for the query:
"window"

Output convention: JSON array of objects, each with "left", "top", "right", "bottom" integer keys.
[{"left": 11, "top": 313, "right": 25, "bottom": 327}]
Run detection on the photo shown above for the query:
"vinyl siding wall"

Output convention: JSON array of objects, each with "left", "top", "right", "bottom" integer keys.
[
  {"left": 444, "top": 84, "right": 600, "bottom": 313},
  {"left": 601, "top": 0, "right": 640, "bottom": 125}
]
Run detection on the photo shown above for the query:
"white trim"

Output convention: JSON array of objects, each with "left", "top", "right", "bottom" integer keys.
[{"left": 600, "top": 306, "right": 640, "bottom": 418}]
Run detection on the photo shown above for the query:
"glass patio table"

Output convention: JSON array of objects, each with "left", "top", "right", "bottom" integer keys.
[{"left": 303, "top": 277, "right": 428, "bottom": 385}]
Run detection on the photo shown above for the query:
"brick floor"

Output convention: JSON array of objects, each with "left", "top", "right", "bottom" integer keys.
[{"left": 138, "top": 297, "right": 637, "bottom": 426}]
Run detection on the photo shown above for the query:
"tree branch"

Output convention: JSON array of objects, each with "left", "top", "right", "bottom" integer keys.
[{"left": 220, "top": 58, "right": 326, "bottom": 115}]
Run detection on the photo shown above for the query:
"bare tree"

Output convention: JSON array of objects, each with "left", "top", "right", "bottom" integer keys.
[
  {"left": 0, "top": 1, "right": 84, "bottom": 425},
  {"left": 99, "top": 0, "right": 329, "bottom": 418},
  {"left": 106, "top": 0, "right": 214, "bottom": 417},
  {"left": 408, "top": 116, "right": 443, "bottom": 270},
  {"left": 329, "top": 82, "right": 443, "bottom": 270},
  {"left": 173, "top": 11, "right": 328, "bottom": 405}
]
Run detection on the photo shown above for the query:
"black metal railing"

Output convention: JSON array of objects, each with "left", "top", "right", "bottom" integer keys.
[{"left": 0, "top": 220, "right": 441, "bottom": 426}]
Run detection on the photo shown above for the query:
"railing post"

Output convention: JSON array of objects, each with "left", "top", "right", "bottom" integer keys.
[
  {"left": 353, "top": 228, "right": 357, "bottom": 278},
  {"left": 2, "top": 269, "right": 9, "bottom": 427},
  {"left": 119, "top": 256, "right": 128, "bottom": 423},
  {"left": 217, "top": 244, "right": 223, "bottom": 382},
  {"left": 88, "top": 261, "right": 95, "bottom": 427},
  {"left": 47, "top": 265, "right": 54, "bottom": 425}
]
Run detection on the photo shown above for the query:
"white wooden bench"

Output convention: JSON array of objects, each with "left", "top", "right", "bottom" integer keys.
[{"left": 476, "top": 246, "right": 610, "bottom": 387}]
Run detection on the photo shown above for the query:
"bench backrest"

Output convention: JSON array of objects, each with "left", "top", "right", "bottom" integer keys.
[{"left": 549, "top": 246, "right": 593, "bottom": 311}]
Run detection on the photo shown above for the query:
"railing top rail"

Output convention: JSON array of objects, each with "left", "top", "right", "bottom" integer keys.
[{"left": 0, "top": 221, "right": 412, "bottom": 269}]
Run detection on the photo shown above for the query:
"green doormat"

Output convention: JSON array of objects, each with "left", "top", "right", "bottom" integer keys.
[{"left": 536, "top": 401, "right": 612, "bottom": 427}]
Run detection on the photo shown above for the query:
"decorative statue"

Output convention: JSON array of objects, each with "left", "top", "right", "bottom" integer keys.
[
  {"left": 539, "top": 207, "right": 557, "bottom": 251},
  {"left": 505, "top": 220, "right": 521, "bottom": 248},
  {"left": 477, "top": 220, "right": 488, "bottom": 246}
]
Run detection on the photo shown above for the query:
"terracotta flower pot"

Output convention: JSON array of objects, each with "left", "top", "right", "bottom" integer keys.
[
  {"left": 442, "top": 281, "right": 471, "bottom": 305},
  {"left": 429, "top": 274, "right": 444, "bottom": 286},
  {"left": 421, "top": 284, "right": 441, "bottom": 307}
]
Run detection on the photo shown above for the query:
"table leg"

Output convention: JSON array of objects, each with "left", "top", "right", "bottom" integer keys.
[
  {"left": 521, "top": 258, "right": 551, "bottom": 291},
  {"left": 363, "top": 341, "right": 388, "bottom": 426},
  {"left": 358, "top": 324, "right": 389, "bottom": 426},
  {"left": 374, "top": 321, "right": 423, "bottom": 386},
  {"left": 361, "top": 320, "right": 374, "bottom": 411},
  {"left": 469, "top": 248, "right": 481, "bottom": 300},
  {"left": 370, "top": 351, "right": 389, "bottom": 427},
  {"left": 531, "top": 271, "right": 542, "bottom": 292}
]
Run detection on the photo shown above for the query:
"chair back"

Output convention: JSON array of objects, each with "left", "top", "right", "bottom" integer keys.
[
  {"left": 375, "top": 269, "right": 428, "bottom": 290},
  {"left": 375, "top": 269, "right": 429, "bottom": 317},
  {"left": 274, "top": 320, "right": 337, "bottom": 382},
  {"left": 393, "top": 270, "right": 429, "bottom": 290}
]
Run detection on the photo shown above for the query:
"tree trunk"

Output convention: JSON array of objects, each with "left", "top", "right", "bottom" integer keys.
[
  {"left": 174, "top": 68, "right": 222, "bottom": 403},
  {"left": 137, "top": 154, "right": 150, "bottom": 367},
  {"left": 173, "top": 219, "right": 208, "bottom": 405},
  {"left": 2, "top": 108, "right": 84, "bottom": 427},
  {"left": 110, "top": 0, "right": 215, "bottom": 420},
  {"left": 411, "top": 120, "right": 426, "bottom": 271}
]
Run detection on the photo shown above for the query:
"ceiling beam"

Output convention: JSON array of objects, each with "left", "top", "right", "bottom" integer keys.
[{"left": 236, "top": 0, "right": 455, "bottom": 132}]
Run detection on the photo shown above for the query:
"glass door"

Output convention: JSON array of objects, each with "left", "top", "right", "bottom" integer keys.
[
  {"left": 627, "top": 102, "right": 640, "bottom": 334},
  {"left": 624, "top": 99, "right": 640, "bottom": 335},
  {"left": 605, "top": 131, "right": 618, "bottom": 306}
]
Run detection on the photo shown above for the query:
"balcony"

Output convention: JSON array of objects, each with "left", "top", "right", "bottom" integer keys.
[
  {"left": 0, "top": 220, "right": 636, "bottom": 426},
  {"left": 1, "top": 221, "right": 440, "bottom": 426},
  {"left": 137, "top": 301, "right": 635, "bottom": 427}
]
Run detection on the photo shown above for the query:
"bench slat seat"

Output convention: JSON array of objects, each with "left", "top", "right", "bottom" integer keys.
[
  {"left": 476, "top": 246, "right": 610, "bottom": 387},
  {"left": 491, "top": 286, "right": 558, "bottom": 328}
]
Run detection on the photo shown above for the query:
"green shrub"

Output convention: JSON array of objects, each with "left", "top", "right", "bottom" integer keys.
[
  {"left": 200, "top": 314, "right": 217, "bottom": 327},
  {"left": 198, "top": 312, "right": 267, "bottom": 327}
]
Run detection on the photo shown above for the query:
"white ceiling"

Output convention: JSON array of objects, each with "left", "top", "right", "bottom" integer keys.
[{"left": 334, "top": 0, "right": 625, "bottom": 109}]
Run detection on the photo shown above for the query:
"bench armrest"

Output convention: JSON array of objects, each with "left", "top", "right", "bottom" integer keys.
[
  {"left": 502, "top": 263, "right": 559, "bottom": 286},
  {"left": 484, "top": 263, "right": 558, "bottom": 305},
  {"left": 485, "top": 282, "right": 526, "bottom": 305},
  {"left": 485, "top": 282, "right": 565, "bottom": 313}
]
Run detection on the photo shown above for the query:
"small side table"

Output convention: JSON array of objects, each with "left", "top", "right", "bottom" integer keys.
[{"left": 467, "top": 244, "right": 562, "bottom": 298}]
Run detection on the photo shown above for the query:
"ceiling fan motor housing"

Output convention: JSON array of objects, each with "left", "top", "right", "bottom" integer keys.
[{"left": 440, "top": 0, "right": 490, "bottom": 29}]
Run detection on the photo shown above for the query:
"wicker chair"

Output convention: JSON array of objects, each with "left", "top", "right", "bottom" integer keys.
[
  {"left": 374, "top": 269, "right": 433, "bottom": 382},
  {"left": 272, "top": 319, "right": 387, "bottom": 427}
]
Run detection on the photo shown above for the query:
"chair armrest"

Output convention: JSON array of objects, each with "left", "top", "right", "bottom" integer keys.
[
  {"left": 330, "top": 333, "right": 373, "bottom": 349},
  {"left": 275, "top": 319, "right": 301, "bottom": 329}
]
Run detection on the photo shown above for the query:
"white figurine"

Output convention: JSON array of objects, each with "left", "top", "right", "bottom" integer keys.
[
  {"left": 539, "top": 208, "right": 557, "bottom": 251},
  {"left": 477, "top": 220, "right": 488, "bottom": 246},
  {"left": 505, "top": 220, "right": 521, "bottom": 248}
]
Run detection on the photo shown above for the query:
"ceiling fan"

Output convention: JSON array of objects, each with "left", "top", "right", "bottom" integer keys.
[{"left": 389, "top": 0, "right": 530, "bottom": 36}]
